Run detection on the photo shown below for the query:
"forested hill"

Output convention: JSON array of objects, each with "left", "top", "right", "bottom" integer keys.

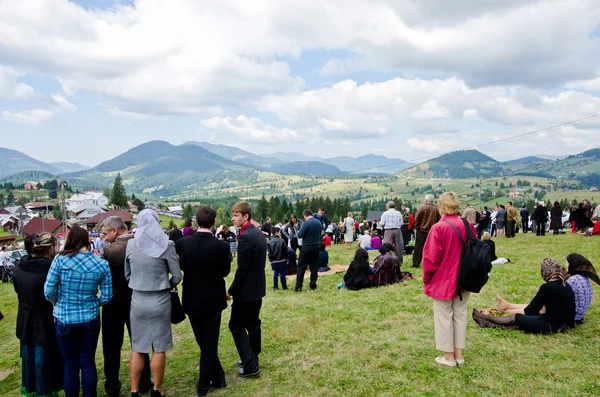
[{"left": 405, "top": 149, "right": 505, "bottom": 178}]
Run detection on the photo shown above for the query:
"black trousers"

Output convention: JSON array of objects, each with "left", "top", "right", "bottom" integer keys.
[
  {"left": 296, "top": 246, "right": 320, "bottom": 291},
  {"left": 506, "top": 220, "right": 516, "bottom": 238},
  {"left": 536, "top": 222, "right": 546, "bottom": 236},
  {"left": 413, "top": 230, "right": 428, "bottom": 268},
  {"left": 189, "top": 312, "right": 226, "bottom": 392},
  {"left": 102, "top": 295, "right": 150, "bottom": 391},
  {"left": 521, "top": 218, "right": 528, "bottom": 233},
  {"left": 229, "top": 299, "right": 262, "bottom": 372},
  {"left": 401, "top": 225, "right": 411, "bottom": 247}
]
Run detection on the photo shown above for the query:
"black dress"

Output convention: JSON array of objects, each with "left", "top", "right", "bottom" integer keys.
[
  {"left": 515, "top": 280, "right": 575, "bottom": 334},
  {"left": 13, "top": 256, "right": 63, "bottom": 397},
  {"left": 344, "top": 260, "right": 372, "bottom": 290}
]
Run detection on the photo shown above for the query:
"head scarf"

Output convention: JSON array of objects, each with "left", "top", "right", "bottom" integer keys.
[
  {"left": 135, "top": 209, "right": 169, "bottom": 258},
  {"left": 566, "top": 253, "right": 600, "bottom": 286},
  {"left": 540, "top": 258, "right": 566, "bottom": 285}
]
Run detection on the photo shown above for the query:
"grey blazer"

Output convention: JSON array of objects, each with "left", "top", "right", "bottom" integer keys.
[{"left": 125, "top": 239, "right": 182, "bottom": 291}]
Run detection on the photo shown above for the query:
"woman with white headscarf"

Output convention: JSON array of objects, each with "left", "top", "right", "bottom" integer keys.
[{"left": 125, "top": 209, "right": 182, "bottom": 397}]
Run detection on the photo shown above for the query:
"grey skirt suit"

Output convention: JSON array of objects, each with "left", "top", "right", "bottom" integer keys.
[{"left": 125, "top": 240, "right": 182, "bottom": 353}]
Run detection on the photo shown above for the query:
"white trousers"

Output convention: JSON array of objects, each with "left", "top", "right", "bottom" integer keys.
[{"left": 433, "top": 292, "right": 470, "bottom": 353}]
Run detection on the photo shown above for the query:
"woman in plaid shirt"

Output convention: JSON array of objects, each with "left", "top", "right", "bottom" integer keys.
[{"left": 44, "top": 226, "right": 113, "bottom": 397}]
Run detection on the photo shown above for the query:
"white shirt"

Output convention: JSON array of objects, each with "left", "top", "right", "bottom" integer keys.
[
  {"left": 380, "top": 208, "right": 403, "bottom": 229},
  {"left": 358, "top": 234, "right": 371, "bottom": 249},
  {"left": 0, "top": 251, "right": 8, "bottom": 266}
]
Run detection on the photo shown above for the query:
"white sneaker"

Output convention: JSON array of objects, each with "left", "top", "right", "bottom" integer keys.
[
  {"left": 455, "top": 358, "right": 465, "bottom": 366},
  {"left": 435, "top": 356, "right": 457, "bottom": 367}
]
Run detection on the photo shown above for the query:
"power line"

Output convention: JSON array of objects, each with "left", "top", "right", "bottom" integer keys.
[{"left": 328, "top": 112, "right": 600, "bottom": 177}]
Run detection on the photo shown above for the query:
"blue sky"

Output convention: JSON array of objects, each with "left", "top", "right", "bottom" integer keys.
[{"left": 1, "top": 0, "right": 599, "bottom": 166}]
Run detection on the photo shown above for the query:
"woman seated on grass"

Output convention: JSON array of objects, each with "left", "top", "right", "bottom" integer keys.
[
  {"left": 343, "top": 248, "right": 372, "bottom": 290},
  {"left": 497, "top": 253, "right": 599, "bottom": 324},
  {"left": 474, "top": 258, "right": 575, "bottom": 334},
  {"left": 370, "top": 231, "right": 382, "bottom": 250},
  {"left": 481, "top": 232, "right": 511, "bottom": 265},
  {"left": 372, "top": 243, "right": 401, "bottom": 287},
  {"left": 316, "top": 242, "right": 330, "bottom": 272}
]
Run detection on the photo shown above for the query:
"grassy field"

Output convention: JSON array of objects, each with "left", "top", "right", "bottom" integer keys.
[{"left": 1, "top": 232, "right": 600, "bottom": 396}]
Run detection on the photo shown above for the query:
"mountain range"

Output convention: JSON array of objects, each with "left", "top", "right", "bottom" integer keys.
[{"left": 0, "top": 141, "right": 596, "bottom": 198}]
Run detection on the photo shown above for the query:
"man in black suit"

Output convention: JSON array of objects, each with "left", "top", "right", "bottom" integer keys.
[
  {"left": 227, "top": 201, "right": 266, "bottom": 378},
  {"left": 176, "top": 206, "right": 231, "bottom": 396},
  {"left": 168, "top": 223, "right": 183, "bottom": 243}
]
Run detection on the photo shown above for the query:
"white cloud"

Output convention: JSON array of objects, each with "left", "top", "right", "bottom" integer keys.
[
  {"left": 407, "top": 137, "right": 454, "bottom": 153},
  {"left": 2, "top": 109, "right": 54, "bottom": 124},
  {"left": 567, "top": 70, "right": 600, "bottom": 92},
  {"left": 410, "top": 100, "right": 451, "bottom": 120},
  {"left": 0, "top": 66, "right": 35, "bottom": 99},
  {"left": 201, "top": 116, "right": 301, "bottom": 144},
  {"left": 318, "top": 117, "right": 350, "bottom": 131},
  {"left": 463, "top": 108, "right": 480, "bottom": 120},
  {"left": 0, "top": 0, "right": 598, "bottom": 120},
  {"left": 51, "top": 94, "right": 77, "bottom": 112}
]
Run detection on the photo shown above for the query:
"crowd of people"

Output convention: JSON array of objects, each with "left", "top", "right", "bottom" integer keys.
[{"left": 3, "top": 191, "right": 599, "bottom": 396}]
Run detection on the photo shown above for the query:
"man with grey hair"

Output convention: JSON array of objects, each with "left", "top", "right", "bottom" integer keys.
[
  {"left": 413, "top": 194, "right": 441, "bottom": 268},
  {"left": 101, "top": 216, "right": 152, "bottom": 396},
  {"left": 379, "top": 200, "right": 404, "bottom": 263}
]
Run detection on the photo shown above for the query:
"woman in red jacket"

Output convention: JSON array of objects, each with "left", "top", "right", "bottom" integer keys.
[{"left": 422, "top": 192, "right": 477, "bottom": 368}]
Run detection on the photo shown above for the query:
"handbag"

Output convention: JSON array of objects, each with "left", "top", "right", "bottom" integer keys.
[{"left": 170, "top": 288, "right": 186, "bottom": 324}]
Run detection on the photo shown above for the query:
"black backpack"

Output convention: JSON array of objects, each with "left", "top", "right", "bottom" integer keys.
[{"left": 443, "top": 218, "right": 492, "bottom": 299}]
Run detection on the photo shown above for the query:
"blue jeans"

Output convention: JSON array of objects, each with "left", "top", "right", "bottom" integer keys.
[
  {"left": 271, "top": 261, "right": 287, "bottom": 289},
  {"left": 55, "top": 316, "right": 101, "bottom": 397}
]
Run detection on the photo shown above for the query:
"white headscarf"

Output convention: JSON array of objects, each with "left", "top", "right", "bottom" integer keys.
[{"left": 135, "top": 209, "right": 169, "bottom": 258}]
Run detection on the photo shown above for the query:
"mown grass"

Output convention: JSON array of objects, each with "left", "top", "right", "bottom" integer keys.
[{"left": 1, "top": 232, "right": 600, "bottom": 396}]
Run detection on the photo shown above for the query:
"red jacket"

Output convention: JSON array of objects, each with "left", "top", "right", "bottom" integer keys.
[
  {"left": 408, "top": 214, "right": 415, "bottom": 230},
  {"left": 422, "top": 215, "right": 477, "bottom": 300}
]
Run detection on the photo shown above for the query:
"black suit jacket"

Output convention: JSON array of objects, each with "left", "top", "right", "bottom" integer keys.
[
  {"left": 176, "top": 231, "right": 231, "bottom": 315},
  {"left": 228, "top": 225, "right": 266, "bottom": 302}
]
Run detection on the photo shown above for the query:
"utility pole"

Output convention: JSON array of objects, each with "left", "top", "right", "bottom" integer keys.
[
  {"left": 58, "top": 179, "right": 67, "bottom": 235},
  {"left": 478, "top": 176, "right": 482, "bottom": 210}
]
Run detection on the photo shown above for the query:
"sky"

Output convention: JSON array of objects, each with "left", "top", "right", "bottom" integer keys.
[{"left": 1, "top": 0, "right": 600, "bottom": 167}]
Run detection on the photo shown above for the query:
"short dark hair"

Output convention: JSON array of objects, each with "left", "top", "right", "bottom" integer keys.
[
  {"left": 184, "top": 218, "right": 192, "bottom": 227},
  {"left": 507, "top": 201, "right": 513, "bottom": 205},
  {"left": 303, "top": 209, "right": 313, "bottom": 217},
  {"left": 318, "top": 208, "right": 325, "bottom": 212},
  {"left": 320, "top": 242, "right": 326, "bottom": 251},
  {"left": 196, "top": 206, "right": 216, "bottom": 228},
  {"left": 273, "top": 226, "right": 281, "bottom": 234},
  {"left": 232, "top": 201, "right": 252, "bottom": 221}
]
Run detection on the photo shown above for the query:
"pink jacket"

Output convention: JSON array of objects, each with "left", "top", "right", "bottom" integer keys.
[{"left": 422, "top": 215, "right": 477, "bottom": 300}]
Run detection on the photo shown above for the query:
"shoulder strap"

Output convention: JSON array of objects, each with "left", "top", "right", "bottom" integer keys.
[
  {"left": 461, "top": 218, "right": 474, "bottom": 240},
  {"left": 443, "top": 220, "right": 465, "bottom": 247}
]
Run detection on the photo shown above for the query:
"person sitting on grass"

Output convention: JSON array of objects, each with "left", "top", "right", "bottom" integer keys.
[
  {"left": 474, "top": 258, "right": 575, "bottom": 334},
  {"left": 285, "top": 247, "right": 297, "bottom": 275},
  {"left": 497, "top": 254, "right": 600, "bottom": 325},
  {"left": 358, "top": 230, "right": 372, "bottom": 250},
  {"left": 316, "top": 242, "right": 330, "bottom": 272},
  {"left": 372, "top": 243, "right": 401, "bottom": 287},
  {"left": 268, "top": 227, "right": 288, "bottom": 290},
  {"left": 343, "top": 248, "right": 372, "bottom": 290},
  {"left": 584, "top": 217, "right": 600, "bottom": 236},
  {"left": 370, "top": 231, "right": 382, "bottom": 250},
  {"left": 481, "top": 232, "right": 510, "bottom": 265}
]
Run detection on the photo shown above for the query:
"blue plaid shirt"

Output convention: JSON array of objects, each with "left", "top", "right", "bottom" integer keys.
[{"left": 44, "top": 251, "right": 113, "bottom": 324}]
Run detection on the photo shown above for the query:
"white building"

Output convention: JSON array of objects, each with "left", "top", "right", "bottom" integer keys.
[{"left": 66, "top": 192, "right": 109, "bottom": 211}]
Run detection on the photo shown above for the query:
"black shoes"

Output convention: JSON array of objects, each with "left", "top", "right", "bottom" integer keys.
[
  {"left": 237, "top": 360, "right": 244, "bottom": 368},
  {"left": 150, "top": 390, "right": 166, "bottom": 397},
  {"left": 238, "top": 367, "right": 260, "bottom": 378},
  {"left": 106, "top": 380, "right": 122, "bottom": 397},
  {"left": 132, "top": 393, "right": 141, "bottom": 397}
]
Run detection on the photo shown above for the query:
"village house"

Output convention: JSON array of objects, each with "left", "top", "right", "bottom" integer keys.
[
  {"left": 589, "top": 187, "right": 599, "bottom": 192},
  {"left": 24, "top": 202, "right": 55, "bottom": 215},
  {"left": 85, "top": 210, "right": 134, "bottom": 231},
  {"left": 21, "top": 217, "right": 64, "bottom": 236},
  {"left": 509, "top": 189, "right": 525, "bottom": 197},
  {"left": 66, "top": 192, "right": 109, "bottom": 211}
]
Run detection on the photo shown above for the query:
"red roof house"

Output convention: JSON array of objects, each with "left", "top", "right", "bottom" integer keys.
[
  {"left": 21, "top": 217, "right": 64, "bottom": 236},
  {"left": 85, "top": 210, "right": 134, "bottom": 229}
]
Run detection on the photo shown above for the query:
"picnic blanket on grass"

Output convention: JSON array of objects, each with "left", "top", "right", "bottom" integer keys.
[{"left": 286, "top": 264, "right": 348, "bottom": 280}]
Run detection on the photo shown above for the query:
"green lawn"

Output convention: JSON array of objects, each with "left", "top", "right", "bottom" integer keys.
[{"left": 1, "top": 233, "right": 600, "bottom": 396}]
